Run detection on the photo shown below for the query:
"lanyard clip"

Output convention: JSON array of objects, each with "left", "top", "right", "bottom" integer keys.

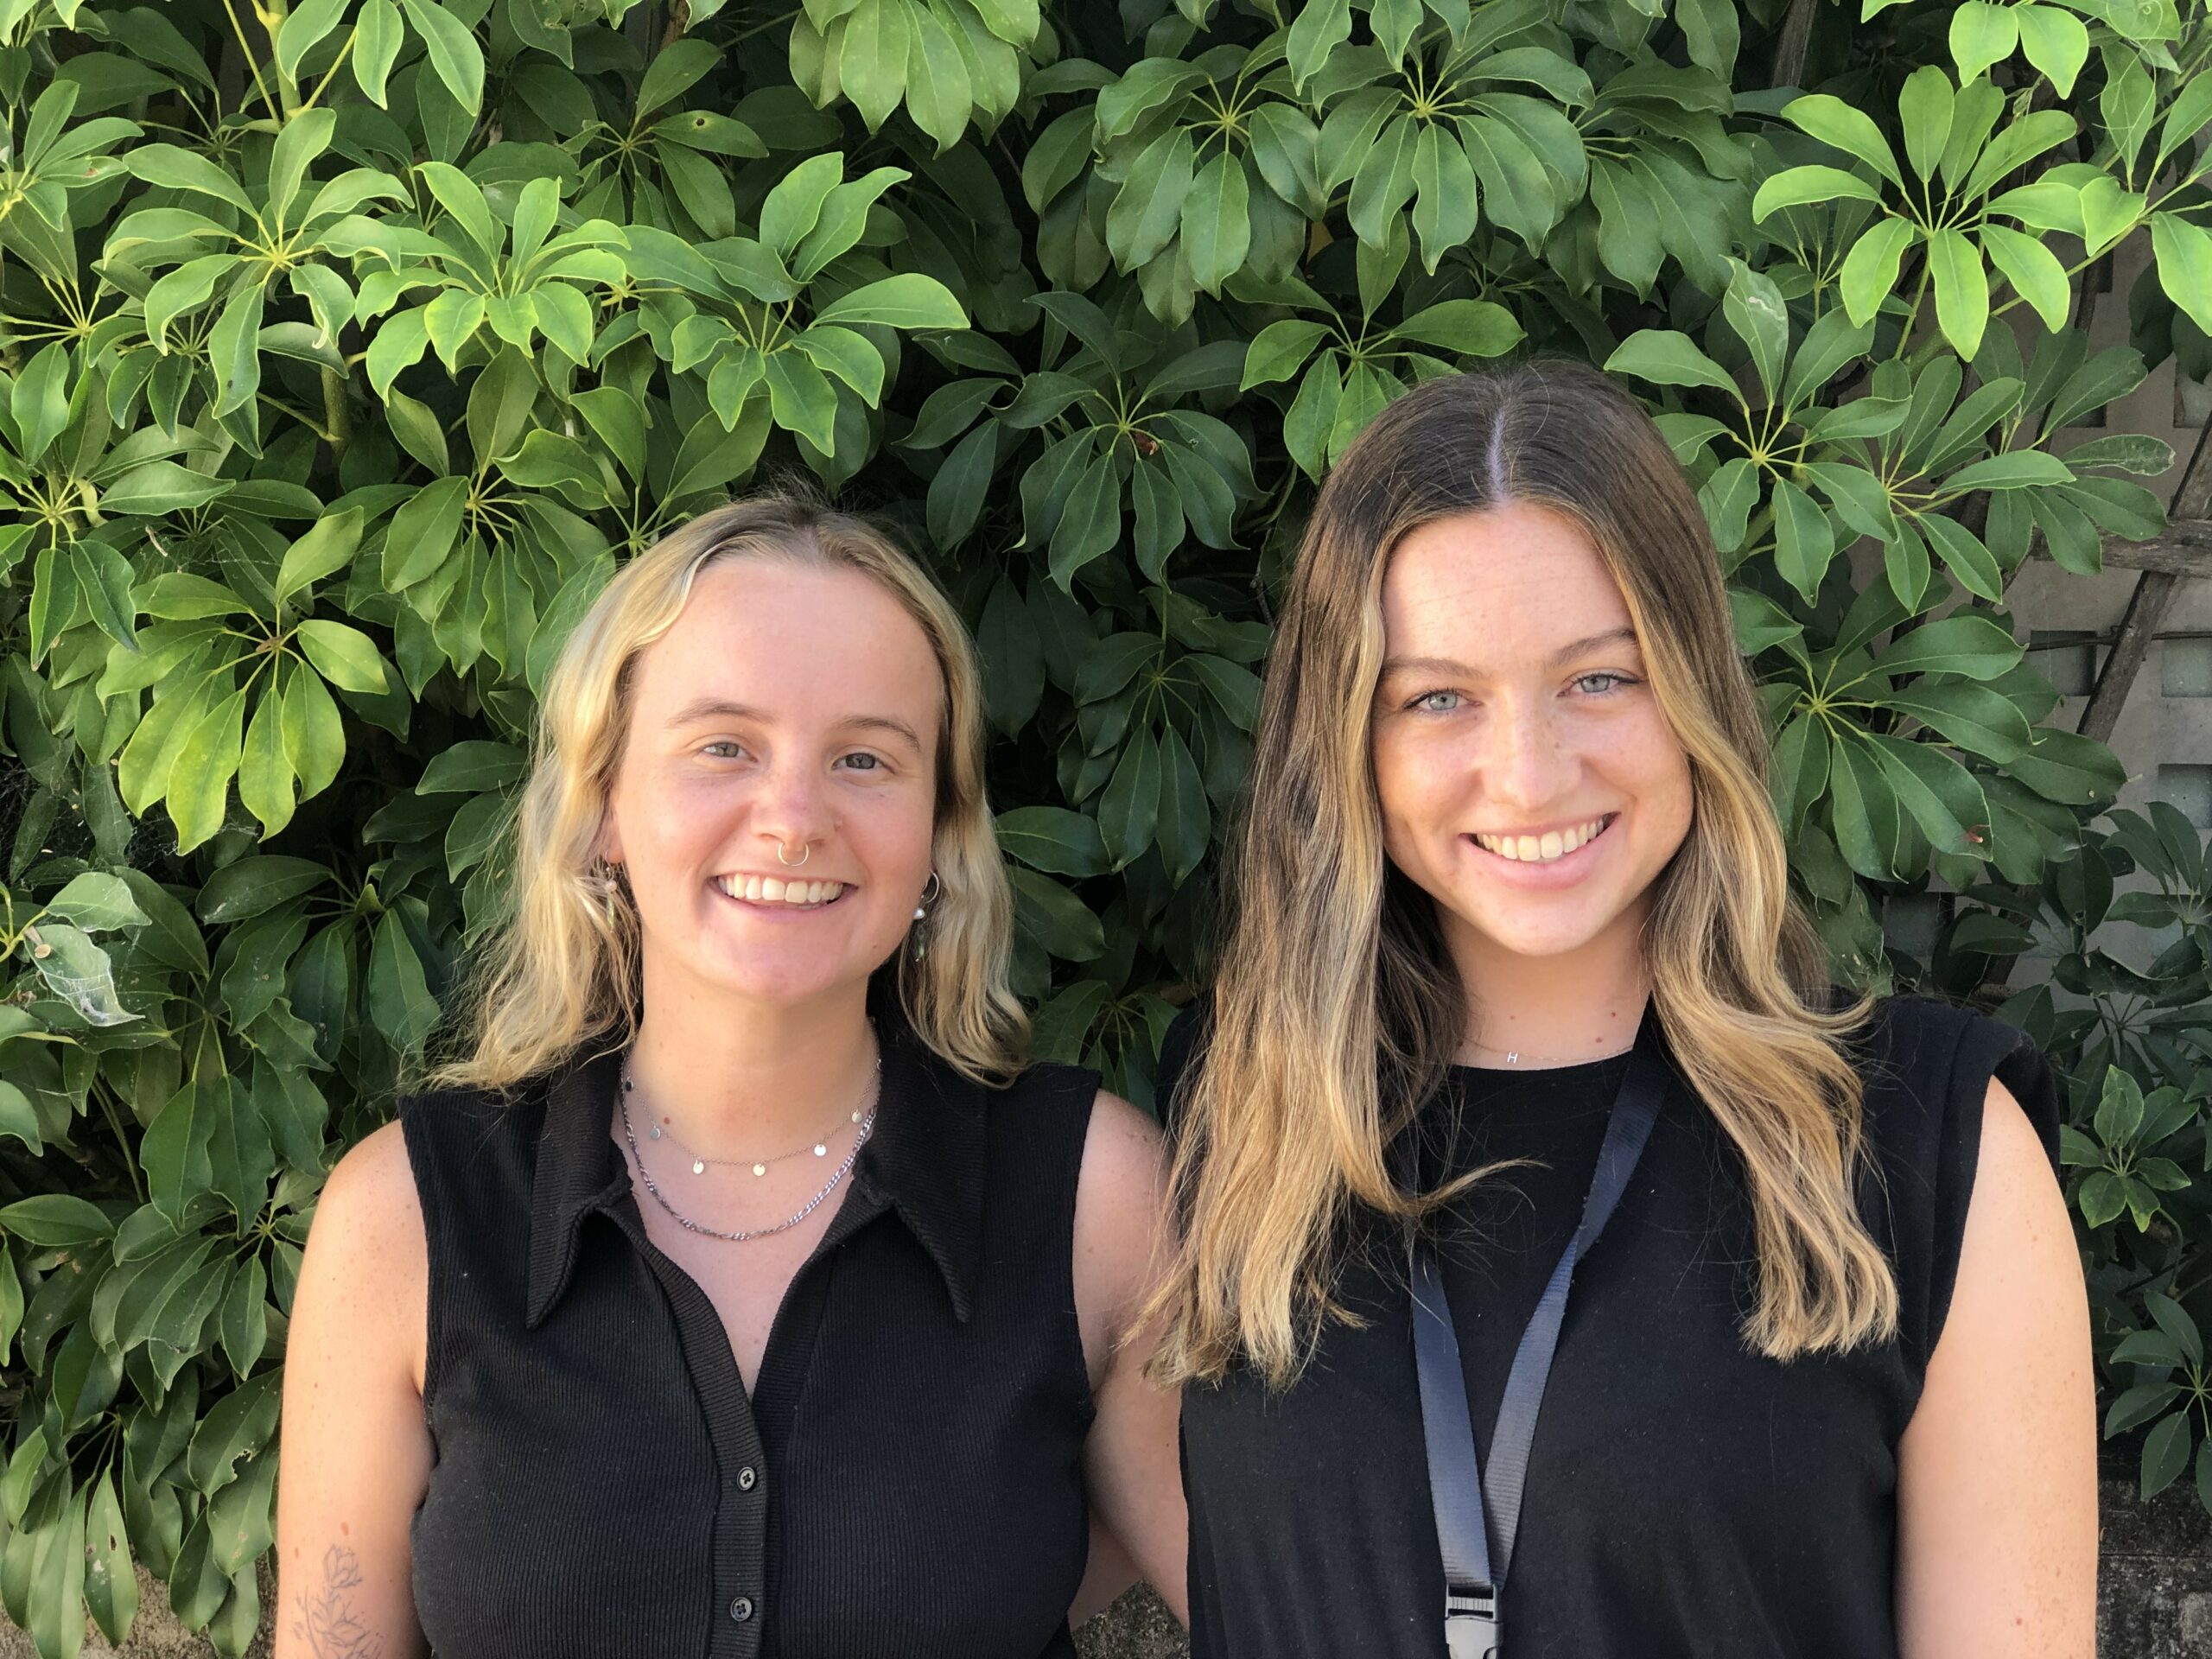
[{"left": 1443, "top": 1582, "right": 1500, "bottom": 1659}]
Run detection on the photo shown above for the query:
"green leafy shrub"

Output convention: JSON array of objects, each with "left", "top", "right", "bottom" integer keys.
[{"left": 0, "top": 0, "right": 2202, "bottom": 1651}]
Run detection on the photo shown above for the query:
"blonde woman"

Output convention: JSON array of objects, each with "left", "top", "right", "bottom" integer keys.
[
  {"left": 1154, "top": 363, "right": 2094, "bottom": 1658},
  {"left": 276, "top": 493, "right": 1186, "bottom": 1656}
]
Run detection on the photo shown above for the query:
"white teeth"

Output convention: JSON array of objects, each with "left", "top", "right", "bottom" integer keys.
[
  {"left": 1476, "top": 816, "right": 1610, "bottom": 864},
  {"left": 715, "top": 875, "right": 846, "bottom": 906}
]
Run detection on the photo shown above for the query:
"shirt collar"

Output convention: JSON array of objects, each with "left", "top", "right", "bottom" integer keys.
[{"left": 524, "top": 1017, "right": 989, "bottom": 1329}]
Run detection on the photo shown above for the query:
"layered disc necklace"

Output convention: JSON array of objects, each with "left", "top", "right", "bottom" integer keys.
[{"left": 618, "top": 1039, "right": 881, "bottom": 1243}]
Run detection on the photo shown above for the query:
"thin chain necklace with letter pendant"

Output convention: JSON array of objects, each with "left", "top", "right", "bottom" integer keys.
[{"left": 619, "top": 1042, "right": 881, "bottom": 1243}]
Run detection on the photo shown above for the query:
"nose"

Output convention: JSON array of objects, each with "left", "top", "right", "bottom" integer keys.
[
  {"left": 747, "top": 758, "right": 835, "bottom": 861},
  {"left": 1484, "top": 693, "right": 1580, "bottom": 811}
]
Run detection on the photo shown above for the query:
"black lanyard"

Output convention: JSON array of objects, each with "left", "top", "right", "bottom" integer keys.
[{"left": 1408, "top": 1033, "right": 1669, "bottom": 1659}]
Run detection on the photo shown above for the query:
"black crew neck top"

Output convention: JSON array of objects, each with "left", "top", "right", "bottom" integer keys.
[
  {"left": 397, "top": 1014, "right": 1101, "bottom": 1658},
  {"left": 1160, "top": 993, "right": 2060, "bottom": 1659}
]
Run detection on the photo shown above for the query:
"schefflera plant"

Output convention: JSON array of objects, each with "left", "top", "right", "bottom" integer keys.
[{"left": 0, "top": 3, "right": 2203, "bottom": 1656}]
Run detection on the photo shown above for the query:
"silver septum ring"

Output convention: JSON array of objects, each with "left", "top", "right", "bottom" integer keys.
[{"left": 776, "top": 842, "right": 810, "bottom": 868}]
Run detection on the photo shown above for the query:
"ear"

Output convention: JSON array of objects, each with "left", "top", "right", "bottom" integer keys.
[{"left": 596, "top": 807, "right": 625, "bottom": 867}]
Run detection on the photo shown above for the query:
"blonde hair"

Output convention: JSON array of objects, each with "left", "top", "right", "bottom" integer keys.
[
  {"left": 424, "top": 490, "right": 1027, "bottom": 1092},
  {"left": 1152, "top": 361, "right": 1893, "bottom": 1389}
]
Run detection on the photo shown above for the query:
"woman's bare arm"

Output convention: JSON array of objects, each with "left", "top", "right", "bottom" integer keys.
[
  {"left": 1071, "top": 1090, "right": 1189, "bottom": 1626},
  {"left": 275, "top": 1120, "right": 434, "bottom": 1659},
  {"left": 1896, "top": 1078, "right": 2096, "bottom": 1658}
]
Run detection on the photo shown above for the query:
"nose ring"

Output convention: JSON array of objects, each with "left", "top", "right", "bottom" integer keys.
[{"left": 776, "top": 841, "right": 810, "bottom": 868}]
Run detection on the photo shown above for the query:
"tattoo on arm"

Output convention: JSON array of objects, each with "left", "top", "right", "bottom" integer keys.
[{"left": 294, "top": 1544, "right": 385, "bottom": 1658}]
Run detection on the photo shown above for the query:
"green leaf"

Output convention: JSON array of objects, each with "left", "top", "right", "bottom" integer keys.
[
  {"left": 1410, "top": 121, "right": 1478, "bottom": 274},
  {"left": 101, "top": 460, "right": 232, "bottom": 516},
  {"left": 296, "top": 620, "right": 391, "bottom": 695},
  {"left": 1105, "top": 126, "right": 1197, "bottom": 272},
  {"left": 1980, "top": 223, "right": 2071, "bottom": 333},
  {"left": 1882, "top": 682, "right": 2031, "bottom": 762},
  {"left": 995, "top": 806, "right": 1109, "bottom": 876},
  {"left": 1181, "top": 152, "right": 1250, "bottom": 296},
  {"left": 765, "top": 348, "right": 840, "bottom": 454},
  {"left": 122, "top": 143, "right": 256, "bottom": 213},
  {"left": 1839, "top": 217, "right": 1919, "bottom": 327},
  {"left": 1389, "top": 300, "right": 1522, "bottom": 358},
  {"left": 838, "top": 0, "right": 912, "bottom": 131},
  {"left": 0, "top": 1195, "right": 112, "bottom": 1247},
  {"left": 1781, "top": 93, "right": 1904, "bottom": 188},
  {"left": 354, "top": 0, "right": 403, "bottom": 104},
  {"left": 1241, "top": 320, "right": 1330, "bottom": 391},
  {"left": 1007, "top": 868, "right": 1105, "bottom": 963},
  {"left": 1098, "top": 730, "right": 1162, "bottom": 866},
  {"left": 2151, "top": 213, "right": 2212, "bottom": 337},
  {"left": 1770, "top": 477, "right": 1834, "bottom": 601},
  {"left": 2141, "top": 1410, "right": 2192, "bottom": 1499},
  {"left": 1918, "top": 512, "right": 2001, "bottom": 601},
  {"left": 1943, "top": 450, "right": 2072, "bottom": 492},
  {"left": 1897, "top": 65, "right": 1956, "bottom": 181},
  {"left": 1605, "top": 330, "right": 1739, "bottom": 397},
  {"left": 1870, "top": 613, "right": 2022, "bottom": 681},
  {"left": 397, "top": 0, "right": 485, "bottom": 116},
  {"left": 2017, "top": 4, "right": 2088, "bottom": 96},
  {"left": 813, "top": 274, "right": 966, "bottom": 330},
  {"left": 44, "top": 873, "right": 146, "bottom": 933},
  {"left": 1948, "top": 3, "right": 2018, "bottom": 84},
  {"left": 274, "top": 508, "right": 363, "bottom": 607},
  {"left": 2004, "top": 727, "right": 2125, "bottom": 805},
  {"left": 238, "top": 691, "right": 296, "bottom": 836},
  {"left": 1722, "top": 261, "right": 1789, "bottom": 400},
  {"left": 1751, "top": 164, "right": 1885, "bottom": 220},
  {"left": 368, "top": 909, "right": 441, "bottom": 1050},
  {"left": 1926, "top": 227, "right": 1989, "bottom": 361}
]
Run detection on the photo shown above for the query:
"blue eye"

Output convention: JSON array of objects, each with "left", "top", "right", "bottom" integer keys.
[
  {"left": 1575, "top": 673, "right": 1636, "bottom": 696},
  {"left": 1408, "top": 690, "right": 1463, "bottom": 714},
  {"left": 839, "top": 753, "right": 884, "bottom": 772},
  {"left": 702, "top": 741, "right": 746, "bottom": 759}
]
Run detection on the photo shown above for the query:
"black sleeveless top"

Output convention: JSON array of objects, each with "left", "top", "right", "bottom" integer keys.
[
  {"left": 397, "top": 1017, "right": 1100, "bottom": 1658},
  {"left": 1157, "top": 994, "right": 2060, "bottom": 1659}
]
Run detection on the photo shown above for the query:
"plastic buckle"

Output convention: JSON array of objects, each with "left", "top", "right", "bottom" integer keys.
[{"left": 1443, "top": 1584, "right": 1501, "bottom": 1659}]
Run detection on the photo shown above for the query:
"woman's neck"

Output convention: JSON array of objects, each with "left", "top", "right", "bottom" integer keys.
[
  {"left": 621, "top": 970, "right": 881, "bottom": 1160},
  {"left": 1445, "top": 907, "right": 1651, "bottom": 1067}
]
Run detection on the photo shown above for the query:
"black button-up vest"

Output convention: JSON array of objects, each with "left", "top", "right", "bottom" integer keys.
[{"left": 398, "top": 1019, "right": 1100, "bottom": 1657}]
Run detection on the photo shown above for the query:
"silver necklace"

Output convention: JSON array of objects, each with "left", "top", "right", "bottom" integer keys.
[
  {"left": 636, "top": 1092, "right": 868, "bottom": 1177},
  {"left": 1463, "top": 1035, "right": 1636, "bottom": 1067},
  {"left": 618, "top": 1049, "right": 880, "bottom": 1243}
]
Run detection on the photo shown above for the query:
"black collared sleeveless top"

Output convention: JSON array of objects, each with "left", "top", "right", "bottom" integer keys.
[
  {"left": 1158, "top": 993, "right": 2061, "bottom": 1659},
  {"left": 397, "top": 1015, "right": 1100, "bottom": 1659}
]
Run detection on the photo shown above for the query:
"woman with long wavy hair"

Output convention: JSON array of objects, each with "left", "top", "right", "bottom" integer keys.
[
  {"left": 1152, "top": 361, "right": 2094, "bottom": 1658},
  {"left": 275, "top": 493, "right": 1186, "bottom": 1657}
]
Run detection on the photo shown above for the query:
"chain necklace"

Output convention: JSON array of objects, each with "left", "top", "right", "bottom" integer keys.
[
  {"left": 632, "top": 1084, "right": 869, "bottom": 1178},
  {"left": 1462, "top": 1038, "right": 1635, "bottom": 1067},
  {"left": 618, "top": 1047, "right": 880, "bottom": 1243}
]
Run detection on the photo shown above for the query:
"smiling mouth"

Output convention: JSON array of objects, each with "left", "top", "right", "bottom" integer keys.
[
  {"left": 712, "top": 874, "right": 850, "bottom": 908},
  {"left": 1469, "top": 813, "right": 1618, "bottom": 865}
]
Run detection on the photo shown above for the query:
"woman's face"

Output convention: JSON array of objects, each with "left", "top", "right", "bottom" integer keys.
[
  {"left": 599, "top": 556, "right": 942, "bottom": 1010},
  {"left": 1370, "top": 501, "right": 1694, "bottom": 969}
]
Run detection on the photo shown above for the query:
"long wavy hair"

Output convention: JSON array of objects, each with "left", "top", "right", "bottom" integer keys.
[
  {"left": 424, "top": 490, "right": 1027, "bottom": 1093},
  {"left": 1151, "top": 361, "right": 1891, "bottom": 1389}
]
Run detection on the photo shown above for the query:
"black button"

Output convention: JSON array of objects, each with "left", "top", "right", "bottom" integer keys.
[
  {"left": 730, "top": 1596, "right": 754, "bottom": 1622},
  {"left": 737, "top": 1465, "right": 758, "bottom": 1491}
]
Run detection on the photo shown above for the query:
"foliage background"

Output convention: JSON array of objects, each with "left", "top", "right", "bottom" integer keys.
[{"left": 0, "top": 0, "right": 2202, "bottom": 1649}]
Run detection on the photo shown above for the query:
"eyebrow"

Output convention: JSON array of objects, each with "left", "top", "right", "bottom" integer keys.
[
  {"left": 1379, "top": 627, "right": 1643, "bottom": 680},
  {"left": 664, "top": 696, "right": 925, "bottom": 751}
]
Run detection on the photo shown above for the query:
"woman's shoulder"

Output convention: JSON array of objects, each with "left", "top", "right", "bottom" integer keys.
[
  {"left": 1842, "top": 990, "right": 2061, "bottom": 1169},
  {"left": 1836, "top": 990, "right": 2064, "bottom": 1369}
]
